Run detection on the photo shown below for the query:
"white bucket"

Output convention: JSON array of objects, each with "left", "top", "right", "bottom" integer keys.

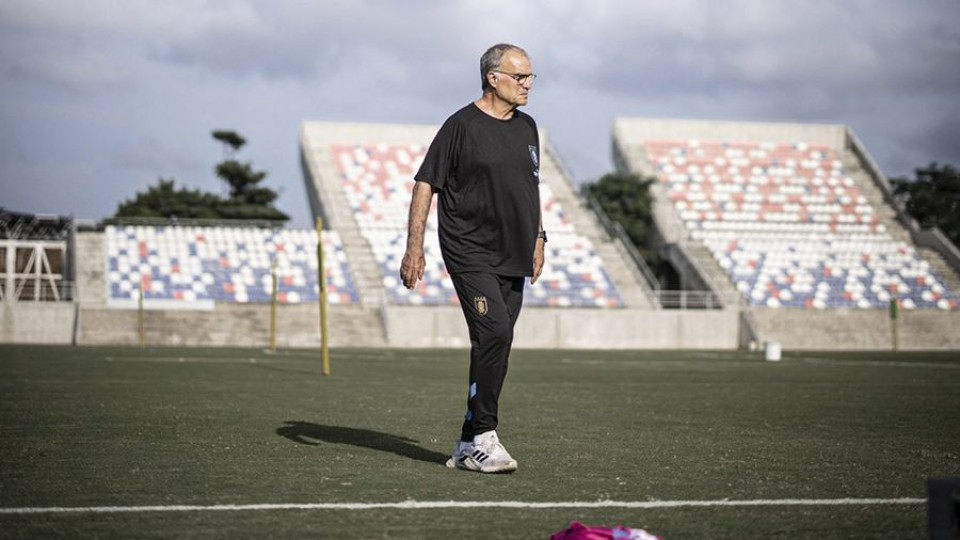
[{"left": 764, "top": 341, "right": 782, "bottom": 362}]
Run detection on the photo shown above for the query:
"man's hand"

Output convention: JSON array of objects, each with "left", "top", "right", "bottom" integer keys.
[
  {"left": 400, "top": 249, "right": 425, "bottom": 289},
  {"left": 400, "top": 181, "right": 434, "bottom": 290},
  {"left": 531, "top": 238, "right": 545, "bottom": 285}
]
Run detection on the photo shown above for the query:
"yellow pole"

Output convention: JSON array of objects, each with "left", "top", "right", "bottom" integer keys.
[
  {"left": 270, "top": 258, "right": 278, "bottom": 352},
  {"left": 317, "top": 217, "right": 330, "bottom": 376},
  {"left": 138, "top": 277, "right": 145, "bottom": 347},
  {"left": 889, "top": 297, "right": 899, "bottom": 352}
]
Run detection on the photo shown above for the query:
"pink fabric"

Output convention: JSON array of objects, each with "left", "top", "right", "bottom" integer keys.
[{"left": 550, "top": 521, "right": 662, "bottom": 540}]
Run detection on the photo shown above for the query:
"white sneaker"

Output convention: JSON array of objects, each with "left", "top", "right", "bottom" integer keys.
[
  {"left": 445, "top": 440, "right": 474, "bottom": 469},
  {"left": 462, "top": 430, "right": 518, "bottom": 473}
]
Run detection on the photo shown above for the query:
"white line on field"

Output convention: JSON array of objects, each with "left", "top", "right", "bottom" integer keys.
[
  {"left": 798, "top": 357, "right": 960, "bottom": 369},
  {"left": 0, "top": 498, "right": 926, "bottom": 515},
  {"left": 102, "top": 356, "right": 305, "bottom": 364}
]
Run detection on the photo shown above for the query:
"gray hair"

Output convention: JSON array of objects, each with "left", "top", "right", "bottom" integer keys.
[{"left": 480, "top": 43, "right": 528, "bottom": 92}]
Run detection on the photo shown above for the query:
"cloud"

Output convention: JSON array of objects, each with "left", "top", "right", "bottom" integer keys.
[
  {"left": 533, "top": 1, "right": 960, "bottom": 97},
  {"left": 0, "top": 0, "right": 267, "bottom": 42},
  {"left": 0, "top": 158, "right": 102, "bottom": 217},
  {"left": 1, "top": 0, "right": 959, "bottom": 223},
  {"left": 111, "top": 136, "right": 207, "bottom": 175},
  {"left": 5, "top": 49, "right": 124, "bottom": 92},
  {"left": 0, "top": 1, "right": 484, "bottom": 81}
]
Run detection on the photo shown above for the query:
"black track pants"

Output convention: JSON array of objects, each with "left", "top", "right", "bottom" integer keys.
[{"left": 450, "top": 272, "right": 525, "bottom": 442}]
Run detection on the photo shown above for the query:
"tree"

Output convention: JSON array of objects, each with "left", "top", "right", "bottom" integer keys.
[
  {"left": 212, "top": 130, "right": 246, "bottom": 158},
  {"left": 892, "top": 163, "right": 960, "bottom": 248},
  {"left": 582, "top": 171, "right": 660, "bottom": 267},
  {"left": 114, "top": 178, "right": 223, "bottom": 219},
  {"left": 213, "top": 132, "right": 288, "bottom": 222},
  {"left": 111, "top": 131, "right": 289, "bottom": 223}
]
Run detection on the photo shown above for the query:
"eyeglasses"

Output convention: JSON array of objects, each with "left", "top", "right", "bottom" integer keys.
[{"left": 493, "top": 70, "right": 537, "bottom": 85}]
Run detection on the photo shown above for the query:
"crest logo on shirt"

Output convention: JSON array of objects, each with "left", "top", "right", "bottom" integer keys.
[{"left": 474, "top": 296, "right": 488, "bottom": 316}]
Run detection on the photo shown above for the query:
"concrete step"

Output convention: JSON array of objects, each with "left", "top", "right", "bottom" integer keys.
[
  {"left": 842, "top": 152, "right": 911, "bottom": 242},
  {"left": 593, "top": 241, "right": 655, "bottom": 309},
  {"left": 541, "top": 149, "right": 658, "bottom": 309},
  {"left": 918, "top": 247, "right": 960, "bottom": 293}
]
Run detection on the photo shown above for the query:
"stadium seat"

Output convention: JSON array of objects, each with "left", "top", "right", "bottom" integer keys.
[
  {"left": 104, "top": 225, "right": 359, "bottom": 306},
  {"left": 645, "top": 140, "right": 960, "bottom": 310},
  {"left": 330, "top": 144, "right": 625, "bottom": 308}
]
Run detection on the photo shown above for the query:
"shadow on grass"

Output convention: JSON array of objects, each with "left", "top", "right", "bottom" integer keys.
[{"left": 276, "top": 421, "right": 448, "bottom": 465}]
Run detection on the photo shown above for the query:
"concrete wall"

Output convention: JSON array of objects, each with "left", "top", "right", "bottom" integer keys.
[
  {"left": 0, "top": 302, "right": 75, "bottom": 344},
  {"left": 76, "top": 303, "right": 386, "bottom": 348},
  {"left": 9, "top": 297, "right": 959, "bottom": 351},
  {"left": 383, "top": 305, "right": 740, "bottom": 350},
  {"left": 752, "top": 308, "right": 960, "bottom": 350},
  {"left": 614, "top": 117, "right": 847, "bottom": 148}
]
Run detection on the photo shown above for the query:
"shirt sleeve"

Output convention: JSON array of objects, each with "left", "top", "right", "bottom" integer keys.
[
  {"left": 414, "top": 114, "right": 463, "bottom": 191},
  {"left": 525, "top": 112, "right": 540, "bottom": 183}
]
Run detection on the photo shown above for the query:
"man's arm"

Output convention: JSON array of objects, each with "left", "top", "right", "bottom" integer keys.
[
  {"left": 400, "top": 180, "right": 435, "bottom": 289},
  {"left": 531, "top": 214, "right": 545, "bottom": 284}
]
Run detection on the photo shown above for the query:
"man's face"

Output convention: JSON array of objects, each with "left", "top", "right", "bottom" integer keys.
[{"left": 491, "top": 50, "right": 534, "bottom": 107}]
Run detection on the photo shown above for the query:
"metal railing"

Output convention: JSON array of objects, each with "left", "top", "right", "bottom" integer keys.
[
  {"left": 581, "top": 189, "right": 662, "bottom": 293},
  {"left": 103, "top": 217, "right": 287, "bottom": 229},
  {"left": 654, "top": 289, "right": 729, "bottom": 310},
  {"left": 580, "top": 189, "right": 745, "bottom": 310},
  {"left": 0, "top": 280, "right": 76, "bottom": 302}
]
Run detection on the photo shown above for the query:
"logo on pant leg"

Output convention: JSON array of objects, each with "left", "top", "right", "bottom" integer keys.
[{"left": 473, "top": 296, "right": 488, "bottom": 316}]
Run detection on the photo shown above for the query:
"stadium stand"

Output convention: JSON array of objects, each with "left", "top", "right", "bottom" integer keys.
[
  {"left": 614, "top": 118, "right": 960, "bottom": 349},
  {"left": 643, "top": 139, "right": 960, "bottom": 311},
  {"left": 328, "top": 143, "right": 625, "bottom": 308},
  {"left": 103, "top": 225, "right": 358, "bottom": 308},
  {"left": 73, "top": 224, "right": 382, "bottom": 349},
  {"left": 298, "top": 122, "right": 741, "bottom": 349},
  {"left": 10, "top": 119, "right": 953, "bottom": 350}
]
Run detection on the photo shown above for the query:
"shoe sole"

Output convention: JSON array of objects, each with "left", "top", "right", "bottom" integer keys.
[
  {"left": 445, "top": 457, "right": 517, "bottom": 474},
  {"left": 478, "top": 464, "right": 517, "bottom": 474},
  {"left": 461, "top": 456, "right": 517, "bottom": 474}
]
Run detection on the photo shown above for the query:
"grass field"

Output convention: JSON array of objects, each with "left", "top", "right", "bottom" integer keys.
[{"left": 1, "top": 345, "right": 958, "bottom": 539}]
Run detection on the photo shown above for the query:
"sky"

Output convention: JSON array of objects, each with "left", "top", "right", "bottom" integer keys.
[{"left": 2, "top": 0, "right": 959, "bottom": 227}]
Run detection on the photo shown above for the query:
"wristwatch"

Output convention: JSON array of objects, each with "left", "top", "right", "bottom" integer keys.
[{"left": 537, "top": 230, "right": 548, "bottom": 243}]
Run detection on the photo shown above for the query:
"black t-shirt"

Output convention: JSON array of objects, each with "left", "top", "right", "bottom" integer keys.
[{"left": 415, "top": 103, "right": 541, "bottom": 276}]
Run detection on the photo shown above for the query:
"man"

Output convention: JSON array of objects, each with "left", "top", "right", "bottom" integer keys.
[{"left": 400, "top": 43, "right": 546, "bottom": 474}]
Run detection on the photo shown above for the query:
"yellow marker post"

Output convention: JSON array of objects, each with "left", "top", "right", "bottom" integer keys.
[
  {"left": 138, "top": 277, "right": 145, "bottom": 347},
  {"left": 270, "top": 258, "right": 278, "bottom": 352},
  {"left": 317, "top": 217, "right": 331, "bottom": 376},
  {"left": 889, "top": 297, "right": 899, "bottom": 352}
]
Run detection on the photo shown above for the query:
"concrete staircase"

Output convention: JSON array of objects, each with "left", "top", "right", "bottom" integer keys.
[
  {"left": 648, "top": 170, "right": 742, "bottom": 307},
  {"left": 842, "top": 150, "right": 960, "bottom": 294},
  {"left": 542, "top": 146, "right": 656, "bottom": 309},
  {"left": 308, "top": 148, "right": 385, "bottom": 308},
  {"left": 841, "top": 151, "right": 910, "bottom": 242}
]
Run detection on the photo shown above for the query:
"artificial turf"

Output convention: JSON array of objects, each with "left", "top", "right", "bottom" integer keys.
[{"left": 1, "top": 345, "right": 958, "bottom": 538}]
